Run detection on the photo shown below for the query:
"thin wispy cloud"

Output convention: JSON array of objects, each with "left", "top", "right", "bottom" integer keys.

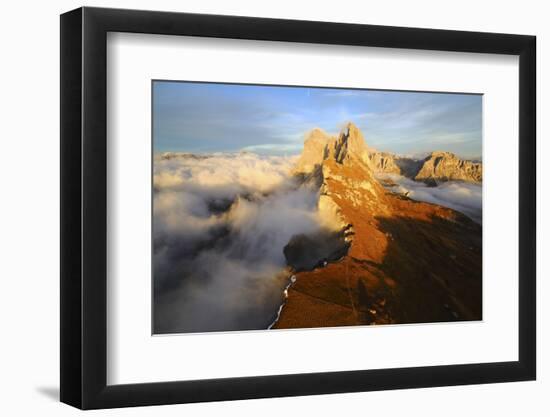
[
  {"left": 322, "top": 91, "right": 361, "bottom": 97},
  {"left": 241, "top": 143, "right": 303, "bottom": 154}
]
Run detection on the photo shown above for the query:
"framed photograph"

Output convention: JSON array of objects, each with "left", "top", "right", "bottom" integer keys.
[{"left": 60, "top": 6, "right": 536, "bottom": 409}]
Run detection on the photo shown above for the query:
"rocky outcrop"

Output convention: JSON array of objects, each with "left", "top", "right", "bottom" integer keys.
[
  {"left": 327, "top": 123, "right": 371, "bottom": 165},
  {"left": 367, "top": 151, "right": 402, "bottom": 174},
  {"left": 368, "top": 149, "right": 482, "bottom": 184},
  {"left": 415, "top": 151, "right": 482, "bottom": 183},
  {"left": 293, "top": 128, "right": 332, "bottom": 175},
  {"left": 293, "top": 123, "right": 386, "bottom": 230},
  {"left": 294, "top": 124, "right": 371, "bottom": 175}
]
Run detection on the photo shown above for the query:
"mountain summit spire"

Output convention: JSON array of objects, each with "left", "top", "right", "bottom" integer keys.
[
  {"left": 331, "top": 122, "right": 368, "bottom": 164},
  {"left": 294, "top": 122, "right": 371, "bottom": 175}
]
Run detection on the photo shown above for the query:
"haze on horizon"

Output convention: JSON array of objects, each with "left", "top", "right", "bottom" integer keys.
[{"left": 153, "top": 81, "right": 482, "bottom": 160}]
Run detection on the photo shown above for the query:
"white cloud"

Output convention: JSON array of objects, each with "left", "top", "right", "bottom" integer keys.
[
  {"left": 153, "top": 153, "right": 325, "bottom": 333},
  {"left": 377, "top": 173, "right": 482, "bottom": 224}
]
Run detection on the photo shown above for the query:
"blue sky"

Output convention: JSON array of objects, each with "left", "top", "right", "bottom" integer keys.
[{"left": 153, "top": 81, "right": 482, "bottom": 159}]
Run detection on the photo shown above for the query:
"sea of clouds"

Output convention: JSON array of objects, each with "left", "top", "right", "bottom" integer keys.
[
  {"left": 153, "top": 152, "right": 324, "bottom": 333},
  {"left": 154, "top": 154, "right": 483, "bottom": 334},
  {"left": 376, "top": 173, "right": 482, "bottom": 224}
]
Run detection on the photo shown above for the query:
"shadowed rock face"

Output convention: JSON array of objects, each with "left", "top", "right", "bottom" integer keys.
[
  {"left": 273, "top": 122, "right": 482, "bottom": 329},
  {"left": 329, "top": 123, "right": 370, "bottom": 164},
  {"left": 283, "top": 230, "right": 350, "bottom": 271}
]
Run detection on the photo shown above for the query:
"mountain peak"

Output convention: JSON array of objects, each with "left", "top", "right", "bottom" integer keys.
[
  {"left": 331, "top": 122, "right": 368, "bottom": 163},
  {"left": 416, "top": 151, "right": 482, "bottom": 183},
  {"left": 294, "top": 122, "right": 371, "bottom": 174},
  {"left": 344, "top": 121, "right": 361, "bottom": 137},
  {"left": 293, "top": 128, "right": 332, "bottom": 174},
  {"left": 427, "top": 151, "right": 456, "bottom": 159}
]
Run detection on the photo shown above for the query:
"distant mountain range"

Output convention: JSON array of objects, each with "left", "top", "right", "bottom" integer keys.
[
  {"left": 293, "top": 124, "right": 482, "bottom": 185},
  {"left": 368, "top": 149, "right": 482, "bottom": 184}
]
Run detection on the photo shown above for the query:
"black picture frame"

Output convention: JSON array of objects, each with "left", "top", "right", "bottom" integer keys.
[{"left": 60, "top": 6, "right": 536, "bottom": 410}]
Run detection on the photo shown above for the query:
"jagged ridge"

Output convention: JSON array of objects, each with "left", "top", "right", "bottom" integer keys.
[
  {"left": 368, "top": 150, "right": 482, "bottom": 184},
  {"left": 273, "top": 122, "right": 482, "bottom": 329}
]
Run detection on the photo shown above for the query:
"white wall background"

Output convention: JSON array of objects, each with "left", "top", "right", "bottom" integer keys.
[{"left": 0, "top": 0, "right": 546, "bottom": 415}]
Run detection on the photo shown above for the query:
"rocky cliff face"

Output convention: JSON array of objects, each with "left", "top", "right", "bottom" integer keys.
[
  {"left": 293, "top": 128, "right": 332, "bottom": 175},
  {"left": 273, "top": 123, "right": 482, "bottom": 329},
  {"left": 292, "top": 123, "right": 386, "bottom": 230},
  {"left": 367, "top": 151, "right": 402, "bottom": 174},
  {"left": 293, "top": 125, "right": 371, "bottom": 175},
  {"left": 415, "top": 151, "right": 482, "bottom": 183}
]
